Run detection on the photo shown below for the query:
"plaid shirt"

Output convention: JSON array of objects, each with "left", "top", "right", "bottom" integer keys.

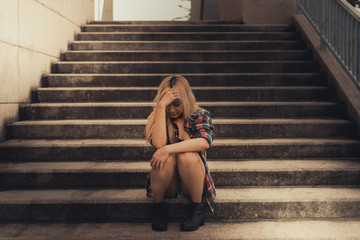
[{"left": 146, "top": 108, "right": 216, "bottom": 212}]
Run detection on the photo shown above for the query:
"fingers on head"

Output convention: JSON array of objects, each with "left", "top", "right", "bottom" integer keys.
[{"left": 168, "top": 90, "right": 178, "bottom": 96}]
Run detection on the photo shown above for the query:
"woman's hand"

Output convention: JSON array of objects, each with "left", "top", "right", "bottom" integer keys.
[
  {"left": 150, "top": 145, "right": 171, "bottom": 170},
  {"left": 159, "top": 90, "right": 179, "bottom": 108}
]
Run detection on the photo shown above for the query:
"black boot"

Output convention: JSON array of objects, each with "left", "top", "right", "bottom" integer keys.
[
  {"left": 151, "top": 202, "right": 167, "bottom": 231},
  {"left": 180, "top": 202, "right": 205, "bottom": 231}
]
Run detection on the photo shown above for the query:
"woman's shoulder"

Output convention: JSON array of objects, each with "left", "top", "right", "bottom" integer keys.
[{"left": 191, "top": 108, "right": 212, "bottom": 120}]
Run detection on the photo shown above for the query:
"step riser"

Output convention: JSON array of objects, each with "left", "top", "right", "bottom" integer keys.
[
  {"left": 53, "top": 62, "right": 317, "bottom": 74},
  {"left": 210, "top": 144, "right": 360, "bottom": 159},
  {"left": 9, "top": 123, "right": 355, "bottom": 139},
  {"left": 19, "top": 105, "right": 345, "bottom": 120},
  {"left": 43, "top": 74, "right": 325, "bottom": 87},
  {"left": 35, "top": 88, "right": 331, "bottom": 103},
  {"left": 0, "top": 201, "right": 359, "bottom": 222},
  {"left": 71, "top": 42, "right": 305, "bottom": 51},
  {"left": 1, "top": 171, "right": 359, "bottom": 188},
  {"left": 1, "top": 144, "right": 359, "bottom": 161},
  {"left": 77, "top": 33, "right": 299, "bottom": 41},
  {"left": 82, "top": 25, "right": 295, "bottom": 32},
  {"left": 62, "top": 51, "right": 312, "bottom": 62}
]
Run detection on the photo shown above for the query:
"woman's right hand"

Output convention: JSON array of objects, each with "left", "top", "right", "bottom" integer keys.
[
  {"left": 150, "top": 145, "right": 171, "bottom": 170},
  {"left": 159, "top": 90, "right": 179, "bottom": 108}
]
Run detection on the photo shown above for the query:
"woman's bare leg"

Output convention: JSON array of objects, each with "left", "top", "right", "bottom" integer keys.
[
  {"left": 150, "top": 153, "right": 178, "bottom": 203},
  {"left": 176, "top": 152, "right": 205, "bottom": 203}
]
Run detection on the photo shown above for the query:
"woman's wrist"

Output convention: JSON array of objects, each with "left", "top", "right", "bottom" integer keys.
[
  {"left": 163, "top": 144, "right": 174, "bottom": 154},
  {"left": 157, "top": 102, "right": 167, "bottom": 109}
]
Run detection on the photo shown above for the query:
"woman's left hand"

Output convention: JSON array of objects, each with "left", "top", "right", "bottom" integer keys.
[{"left": 150, "top": 146, "right": 170, "bottom": 170}]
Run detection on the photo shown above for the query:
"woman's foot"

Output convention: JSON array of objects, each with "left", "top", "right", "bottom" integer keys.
[
  {"left": 180, "top": 202, "right": 205, "bottom": 231},
  {"left": 151, "top": 202, "right": 167, "bottom": 231}
]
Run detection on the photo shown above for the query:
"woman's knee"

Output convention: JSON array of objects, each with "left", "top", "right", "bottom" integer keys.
[
  {"left": 151, "top": 153, "right": 176, "bottom": 175},
  {"left": 176, "top": 152, "right": 200, "bottom": 168}
]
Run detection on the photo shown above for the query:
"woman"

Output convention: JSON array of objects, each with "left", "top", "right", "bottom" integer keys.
[{"left": 145, "top": 75, "right": 216, "bottom": 232}]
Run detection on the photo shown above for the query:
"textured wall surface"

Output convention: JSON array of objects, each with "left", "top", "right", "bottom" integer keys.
[
  {"left": 242, "top": 0, "right": 296, "bottom": 24},
  {"left": 191, "top": 0, "right": 220, "bottom": 20},
  {"left": 0, "top": 0, "right": 94, "bottom": 141},
  {"left": 191, "top": 0, "right": 202, "bottom": 20},
  {"left": 219, "top": 0, "right": 243, "bottom": 22},
  {"left": 192, "top": 0, "right": 296, "bottom": 23}
]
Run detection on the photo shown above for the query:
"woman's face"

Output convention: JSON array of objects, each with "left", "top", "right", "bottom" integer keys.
[{"left": 166, "top": 98, "right": 184, "bottom": 119}]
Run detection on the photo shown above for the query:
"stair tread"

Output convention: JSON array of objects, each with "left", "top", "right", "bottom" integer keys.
[
  {"left": 46, "top": 72, "right": 321, "bottom": 76},
  {"left": 55, "top": 60, "right": 313, "bottom": 64},
  {"left": 65, "top": 49, "right": 309, "bottom": 52},
  {"left": 36, "top": 86, "right": 328, "bottom": 91},
  {"left": 88, "top": 20, "right": 244, "bottom": 24},
  {"left": 0, "top": 188, "right": 360, "bottom": 204},
  {"left": 84, "top": 24, "right": 291, "bottom": 27},
  {"left": 9, "top": 118, "right": 353, "bottom": 126},
  {"left": 1, "top": 138, "right": 359, "bottom": 147},
  {"left": 0, "top": 221, "right": 359, "bottom": 240},
  {"left": 78, "top": 31, "right": 297, "bottom": 34},
  {"left": 1, "top": 160, "right": 360, "bottom": 173},
  {"left": 72, "top": 40, "right": 302, "bottom": 43},
  {"left": 21, "top": 101, "right": 341, "bottom": 107}
]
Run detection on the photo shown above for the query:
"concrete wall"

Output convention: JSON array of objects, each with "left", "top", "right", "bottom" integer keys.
[
  {"left": 191, "top": 0, "right": 202, "bottom": 20},
  {"left": 203, "top": 0, "right": 219, "bottom": 20},
  {"left": 0, "top": 0, "right": 94, "bottom": 141},
  {"left": 242, "top": 0, "right": 296, "bottom": 24},
  {"left": 219, "top": 0, "right": 243, "bottom": 22},
  {"left": 192, "top": 0, "right": 296, "bottom": 24},
  {"left": 102, "top": 0, "right": 113, "bottom": 21},
  {"left": 191, "top": 0, "right": 220, "bottom": 20}
]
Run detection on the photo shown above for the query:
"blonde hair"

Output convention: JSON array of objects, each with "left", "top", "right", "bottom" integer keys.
[{"left": 145, "top": 75, "right": 199, "bottom": 144}]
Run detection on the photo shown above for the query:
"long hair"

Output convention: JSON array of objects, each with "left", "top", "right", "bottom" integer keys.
[{"left": 145, "top": 75, "right": 199, "bottom": 144}]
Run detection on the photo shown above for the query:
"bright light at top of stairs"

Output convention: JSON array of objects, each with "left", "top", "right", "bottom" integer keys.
[{"left": 113, "top": 0, "right": 191, "bottom": 21}]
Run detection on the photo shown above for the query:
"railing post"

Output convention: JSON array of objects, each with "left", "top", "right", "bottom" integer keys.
[{"left": 320, "top": 0, "right": 326, "bottom": 50}]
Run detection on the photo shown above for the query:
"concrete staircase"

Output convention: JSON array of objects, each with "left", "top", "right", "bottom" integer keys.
[{"left": 1, "top": 21, "right": 360, "bottom": 239}]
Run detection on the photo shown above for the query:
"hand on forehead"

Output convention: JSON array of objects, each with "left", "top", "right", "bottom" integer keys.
[{"left": 170, "top": 90, "right": 179, "bottom": 96}]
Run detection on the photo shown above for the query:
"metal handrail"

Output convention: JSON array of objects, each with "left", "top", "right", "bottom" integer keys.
[{"left": 298, "top": 0, "right": 360, "bottom": 88}]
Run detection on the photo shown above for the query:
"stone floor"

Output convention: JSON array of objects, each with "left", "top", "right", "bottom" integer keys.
[{"left": 0, "top": 221, "right": 359, "bottom": 239}]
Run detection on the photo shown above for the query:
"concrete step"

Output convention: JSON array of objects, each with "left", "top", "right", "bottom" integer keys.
[
  {"left": 52, "top": 61, "right": 317, "bottom": 74},
  {"left": 43, "top": 73, "right": 325, "bottom": 87},
  {"left": 19, "top": 102, "right": 345, "bottom": 120},
  {"left": 8, "top": 119, "right": 355, "bottom": 139},
  {"left": 62, "top": 50, "right": 312, "bottom": 62},
  {"left": 0, "top": 138, "right": 359, "bottom": 161},
  {"left": 0, "top": 187, "right": 359, "bottom": 221},
  {"left": 82, "top": 24, "right": 294, "bottom": 33},
  {"left": 70, "top": 40, "right": 306, "bottom": 50},
  {"left": 76, "top": 32, "right": 300, "bottom": 41},
  {"left": 1, "top": 160, "right": 360, "bottom": 188},
  {"left": 1, "top": 221, "right": 359, "bottom": 240},
  {"left": 88, "top": 20, "right": 244, "bottom": 25},
  {"left": 34, "top": 86, "right": 331, "bottom": 103}
]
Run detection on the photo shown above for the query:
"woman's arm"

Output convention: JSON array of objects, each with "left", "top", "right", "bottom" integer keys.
[
  {"left": 167, "top": 138, "right": 210, "bottom": 153},
  {"left": 150, "top": 138, "right": 210, "bottom": 170},
  {"left": 150, "top": 90, "right": 179, "bottom": 148},
  {"left": 150, "top": 104, "right": 167, "bottom": 148}
]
